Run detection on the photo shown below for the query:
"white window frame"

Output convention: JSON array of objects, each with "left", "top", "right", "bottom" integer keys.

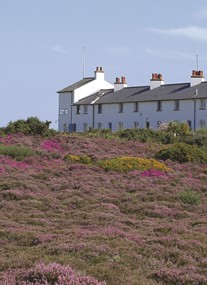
[
  {"left": 200, "top": 99, "right": 206, "bottom": 110},
  {"left": 83, "top": 105, "right": 88, "bottom": 114},
  {"left": 59, "top": 109, "right": 68, "bottom": 115},
  {"left": 134, "top": 121, "right": 139, "bottom": 128},
  {"left": 98, "top": 122, "right": 102, "bottom": 130},
  {"left": 118, "top": 121, "right": 124, "bottom": 130},
  {"left": 84, "top": 123, "right": 89, "bottom": 132},
  {"left": 200, "top": 120, "right": 206, "bottom": 128}
]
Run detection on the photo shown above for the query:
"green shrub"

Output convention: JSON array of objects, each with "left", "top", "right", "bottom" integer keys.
[
  {"left": 0, "top": 145, "right": 36, "bottom": 160},
  {"left": 115, "top": 128, "right": 176, "bottom": 144},
  {"left": 3, "top": 117, "right": 55, "bottom": 136},
  {"left": 155, "top": 143, "right": 207, "bottom": 163},
  {"left": 179, "top": 189, "right": 200, "bottom": 205}
]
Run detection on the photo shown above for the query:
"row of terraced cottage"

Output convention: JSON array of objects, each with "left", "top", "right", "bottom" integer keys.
[{"left": 57, "top": 66, "right": 207, "bottom": 132}]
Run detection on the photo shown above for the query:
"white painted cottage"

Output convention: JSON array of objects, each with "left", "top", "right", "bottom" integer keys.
[
  {"left": 57, "top": 68, "right": 207, "bottom": 132},
  {"left": 57, "top": 67, "right": 113, "bottom": 132}
]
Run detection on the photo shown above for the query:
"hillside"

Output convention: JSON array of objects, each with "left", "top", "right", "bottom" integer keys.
[{"left": 0, "top": 133, "right": 206, "bottom": 284}]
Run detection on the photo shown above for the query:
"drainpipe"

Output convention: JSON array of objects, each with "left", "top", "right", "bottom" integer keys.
[
  {"left": 70, "top": 92, "right": 74, "bottom": 124},
  {"left": 92, "top": 105, "right": 95, "bottom": 129},
  {"left": 193, "top": 89, "right": 198, "bottom": 132}
]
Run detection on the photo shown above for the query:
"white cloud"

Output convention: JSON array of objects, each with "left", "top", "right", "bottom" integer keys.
[
  {"left": 146, "top": 26, "right": 207, "bottom": 41},
  {"left": 52, "top": 44, "right": 68, "bottom": 55}
]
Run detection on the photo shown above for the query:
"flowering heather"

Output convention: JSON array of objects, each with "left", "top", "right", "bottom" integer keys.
[
  {"left": 141, "top": 169, "right": 168, "bottom": 177},
  {"left": 0, "top": 133, "right": 206, "bottom": 285},
  {"left": 0, "top": 262, "right": 106, "bottom": 285},
  {"left": 40, "top": 140, "right": 62, "bottom": 152},
  {"left": 0, "top": 156, "right": 29, "bottom": 172}
]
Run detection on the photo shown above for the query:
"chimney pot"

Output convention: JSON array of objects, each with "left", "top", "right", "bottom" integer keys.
[
  {"left": 158, "top": 74, "right": 163, "bottom": 80},
  {"left": 121, "top": 76, "right": 126, "bottom": 84},
  {"left": 199, "top": 70, "right": 203, "bottom": 77},
  {"left": 115, "top": 77, "right": 120, "bottom": 83}
]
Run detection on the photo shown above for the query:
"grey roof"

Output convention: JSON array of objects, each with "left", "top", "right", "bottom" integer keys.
[
  {"left": 73, "top": 81, "right": 207, "bottom": 106},
  {"left": 57, "top": 77, "right": 94, "bottom": 93},
  {"left": 97, "top": 86, "right": 150, "bottom": 103}
]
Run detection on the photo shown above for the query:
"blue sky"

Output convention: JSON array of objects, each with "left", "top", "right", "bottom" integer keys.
[{"left": 1, "top": 0, "right": 207, "bottom": 129}]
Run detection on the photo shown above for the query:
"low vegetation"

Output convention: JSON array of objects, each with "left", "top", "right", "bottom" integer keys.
[
  {"left": 0, "top": 119, "right": 206, "bottom": 284},
  {"left": 155, "top": 143, "right": 207, "bottom": 163}
]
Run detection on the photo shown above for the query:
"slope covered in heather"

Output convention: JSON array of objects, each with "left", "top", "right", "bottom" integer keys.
[{"left": 0, "top": 133, "right": 206, "bottom": 285}]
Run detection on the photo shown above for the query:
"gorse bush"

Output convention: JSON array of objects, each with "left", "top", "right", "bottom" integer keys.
[
  {"left": 97, "top": 156, "right": 170, "bottom": 172},
  {"left": 64, "top": 154, "right": 170, "bottom": 172},
  {"left": 0, "top": 145, "right": 36, "bottom": 161},
  {"left": 3, "top": 117, "right": 55, "bottom": 136},
  {"left": 155, "top": 143, "right": 207, "bottom": 163},
  {"left": 64, "top": 154, "right": 93, "bottom": 164}
]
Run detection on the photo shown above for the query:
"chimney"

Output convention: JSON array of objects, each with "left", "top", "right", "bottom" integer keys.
[
  {"left": 95, "top": 66, "right": 104, "bottom": 80},
  {"left": 114, "top": 76, "right": 127, "bottom": 92},
  {"left": 191, "top": 70, "right": 205, "bottom": 87},
  {"left": 150, "top": 73, "right": 164, "bottom": 89}
]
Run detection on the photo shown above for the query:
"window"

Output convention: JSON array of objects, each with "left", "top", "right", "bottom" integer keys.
[
  {"left": 157, "top": 101, "right": 162, "bottom": 111},
  {"left": 134, "top": 121, "right": 139, "bottom": 129},
  {"left": 98, "top": 122, "right": 102, "bottom": 130},
  {"left": 84, "top": 123, "right": 89, "bottom": 132},
  {"left": 98, "top": 104, "right": 102, "bottom": 114},
  {"left": 134, "top": 102, "right": 139, "bottom": 112},
  {"left": 118, "top": 122, "right": 124, "bottom": 130},
  {"left": 76, "top": 105, "right": 80, "bottom": 114},
  {"left": 83, "top": 105, "right": 88, "bottom": 114},
  {"left": 108, "top": 122, "right": 112, "bottom": 130},
  {"left": 59, "top": 109, "right": 68, "bottom": 115},
  {"left": 174, "top": 100, "right": 180, "bottom": 111},
  {"left": 118, "top": 103, "right": 124, "bottom": 113},
  {"left": 200, "top": 120, "right": 206, "bottom": 128},
  {"left": 200, "top": 99, "right": 206, "bottom": 110}
]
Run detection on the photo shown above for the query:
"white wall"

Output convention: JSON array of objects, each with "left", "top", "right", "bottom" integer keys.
[
  {"left": 91, "top": 99, "right": 201, "bottom": 131},
  {"left": 72, "top": 105, "right": 94, "bottom": 132},
  {"left": 60, "top": 93, "right": 206, "bottom": 132},
  {"left": 73, "top": 79, "right": 113, "bottom": 102}
]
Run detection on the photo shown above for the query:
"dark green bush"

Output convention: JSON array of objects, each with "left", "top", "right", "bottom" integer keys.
[
  {"left": 155, "top": 143, "right": 207, "bottom": 163},
  {"left": 3, "top": 117, "right": 55, "bottom": 136}
]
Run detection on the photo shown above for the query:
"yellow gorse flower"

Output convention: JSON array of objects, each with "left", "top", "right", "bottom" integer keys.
[{"left": 64, "top": 154, "right": 170, "bottom": 172}]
